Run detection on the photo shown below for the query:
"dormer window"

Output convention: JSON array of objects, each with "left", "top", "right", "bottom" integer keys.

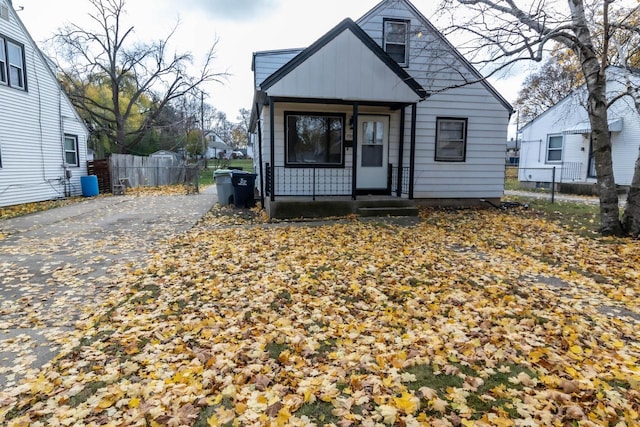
[{"left": 383, "top": 19, "right": 409, "bottom": 67}]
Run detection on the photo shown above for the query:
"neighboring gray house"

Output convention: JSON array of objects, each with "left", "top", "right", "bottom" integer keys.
[
  {"left": 0, "top": 0, "right": 89, "bottom": 207},
  {"left": 250, "top": 0, "right": 513, "bottom": 218},
  {"left": 518, "top": 67, "right": 640, "bottom": 191}
]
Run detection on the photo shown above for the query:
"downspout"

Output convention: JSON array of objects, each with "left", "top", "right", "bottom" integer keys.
[
  {"left": 409, "top": 103, "right": 417, "bottom": 199},
  {"left": 256, "top": 102, "right": 265, "bottom": 209},
  {"left": 269, "top": 97, "right": 275, "bottom": 202},
  {"left": 351, "top": 102, "right": 359, "bottom": 200},
  {"left": 397, "top": 106, "right": 406, "bottom": 197}
]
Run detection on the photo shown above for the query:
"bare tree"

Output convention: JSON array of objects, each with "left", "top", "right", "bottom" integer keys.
[
  {"left": 439, "top": 0, "right": 640, "bottom": 236},
  {"left": 514, "top": 52, "right": 584, "bottom": 123},
  {"left": 52, "top": 0, "right": 226, "bottom": 154}
]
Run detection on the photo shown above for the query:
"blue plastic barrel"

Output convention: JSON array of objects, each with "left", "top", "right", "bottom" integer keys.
[{"left": 80, "top": 175, "right": 99, "bottom": 197}]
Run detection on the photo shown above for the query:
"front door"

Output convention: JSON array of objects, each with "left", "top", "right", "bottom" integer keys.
[{"left": 356, "top": 115, "right": 389, "bottom": 191}]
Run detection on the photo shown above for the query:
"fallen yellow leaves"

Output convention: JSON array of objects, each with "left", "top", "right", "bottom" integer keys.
[{"left": 1, "top": 206, "right": 639, "bottom": 426}]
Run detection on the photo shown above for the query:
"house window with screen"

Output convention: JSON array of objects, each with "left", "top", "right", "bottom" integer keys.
[
  {"left": 0, "top": 36, "right": 26, "bottom": 90},
  {"left": 546, "top": 134, "right": 563, "bottom": 162},
  {"left": 64, "top": 134, "right": 79, "bottom": 166},
  {"left": 285, "top": 112, "right": 344, "bottom": 166},
  {"left": 0, "top": 38, "right": 6, "bottom": 84},
  {"left": 435, "top": 118, "right": 467, "bottom": 162},
  {"left": 383, "top": 19, "right": 409, "bottom": 66}
]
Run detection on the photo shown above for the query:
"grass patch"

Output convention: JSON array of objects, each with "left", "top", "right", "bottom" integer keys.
[
  {"left": 265, "top": 342, "right": 289, "bottom": 360},
  {"left": 403, "top": 363, "right": 537, "bottom": 418},
  {"left": 295, "top": 400, "right": 339, "bottom": 425},
  {"left": 505, "top": 196, "right": 601, "bottom": 237}
]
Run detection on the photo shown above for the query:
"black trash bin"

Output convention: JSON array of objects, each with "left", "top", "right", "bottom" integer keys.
[{"left": 231, "top": 171, "right": 257, "bottom": 208}]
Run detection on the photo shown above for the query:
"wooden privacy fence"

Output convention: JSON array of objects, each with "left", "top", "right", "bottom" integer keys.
[{"left": 109, "top": 154, "right": 187, "bottom": 189}]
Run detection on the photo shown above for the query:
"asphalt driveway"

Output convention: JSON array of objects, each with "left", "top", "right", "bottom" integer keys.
[{"left": 0, "top": 187, "right": 217, "bottom": 388}]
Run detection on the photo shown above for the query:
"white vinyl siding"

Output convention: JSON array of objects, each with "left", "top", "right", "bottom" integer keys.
[
  {"left": 0, "top": 2, "right": 89, "bottom": 207},
  {"left": 359, "top": 3, "right": 509, "bottom": 199},
  {"left": 519, "top": 69, "right": 640, "bottom": 186}
]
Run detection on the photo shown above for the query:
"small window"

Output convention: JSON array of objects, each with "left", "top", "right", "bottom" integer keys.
[
  {"left": 0, "top": 143, "right": 3, "bottom": 168},
  {"left": 0, "top": 38, "right": 6, "bottom": 84},
  {"left": 361, "top": 121, "right": 384, "bottom": 167},
  {"left": 64, "top": 134, "right": 79, "bottom": 166},
  {"left": 546, "top": 135, "right": 563, "bottom": 162},
  {"left": 384, "top": 19, "right": 409, "bottom": 66},
  {"left": 435, "top": 118, "right": 467, "bottom": 162},
  {"left": 7, "top": 40, "right": 25, "bottom": 89},
  {"left": 285, "top": 112, "right": 344, "bottom": 167}
]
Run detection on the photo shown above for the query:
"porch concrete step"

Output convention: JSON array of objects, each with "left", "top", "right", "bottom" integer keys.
[{"left": 357, "top": 206, "right": 419, "bottom": 217}]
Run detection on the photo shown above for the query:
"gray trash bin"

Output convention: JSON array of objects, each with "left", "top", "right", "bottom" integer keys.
[{"left": 214, "top": 169, "right": 234, "bottom": 206}]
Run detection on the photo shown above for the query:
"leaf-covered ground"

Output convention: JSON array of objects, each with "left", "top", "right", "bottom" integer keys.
[{"left": 1, "top": 204, "right": 638, "bottom": 426}]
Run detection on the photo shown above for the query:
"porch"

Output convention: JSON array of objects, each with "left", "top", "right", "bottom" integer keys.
[{"left": 265, "top": 194, "right": 419, "bottom": 219}]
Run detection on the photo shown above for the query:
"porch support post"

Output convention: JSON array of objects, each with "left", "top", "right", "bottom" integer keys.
[
  {"left": 409, "top": 103, "right": 417, "bottom": 200},
  {"left": 397, "top": 106, "right": 406, "bottom": 197},
  {"left": 256, "top": 103, "right": 265, "bottom": 208},
  {"left": 351, "top": 102, "right": 359, "bottom": 200},
  {"left": 269, "top": 97, "right": 275, "bottom": 202}
]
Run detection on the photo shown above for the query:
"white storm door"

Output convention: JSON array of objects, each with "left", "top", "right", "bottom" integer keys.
[{"left": 357, "top": 115, "right": 389, "bottom": 190}]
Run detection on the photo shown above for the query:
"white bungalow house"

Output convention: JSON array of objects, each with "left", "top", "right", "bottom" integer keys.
[
  {"left": 0, "top": 0, "right": 89, "bottom": 208},
  {"left": 249, "top": 0, "right": 513, "bottom": 218},
  {"left": 518, "top": 67, "right": 640, "bottom": 192}
]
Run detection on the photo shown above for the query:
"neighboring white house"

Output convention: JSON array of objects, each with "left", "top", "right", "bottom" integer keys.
[
  {"left": 249, "top": 0, "right": 513, "bottom": 218},
  {"left": 205, "top": 133, "right": 232, "bottom": 159},
  {"left": 0, "top": 0, "right": 89, "bottom": 207},
  {"left": 518, "top": 67, "right": 640, "bottom": 189}
]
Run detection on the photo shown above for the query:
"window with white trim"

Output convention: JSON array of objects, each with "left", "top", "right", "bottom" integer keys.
[
  {"left": 435, "top": 118, "right": 467, "bottom": 162},
  {"left": 383, "top": 19, "right": 409, "bottom": 66},
  {"left": 546, "top": 134, "right": 563, "bottom": 162},
  {"left": 64, "top": 134, "right": 79, "bottom": 166},
  {"left": 0, "top": 35, "right": 26, "bottom": 90},
  {"left": 0, "top": 38, "right": 6, "bottom": 84}
]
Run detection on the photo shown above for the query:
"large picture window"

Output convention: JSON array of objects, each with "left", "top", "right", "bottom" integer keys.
[
  {"left": 285, "top": 112, "right": 344, "bottom": 166},
  {"left": 0, "top": 35, "right": 25, "bottom": 90},
  {"left": 383, "top": 19, "right": 409, "bottom": 66},
  {"left": 435, "top": 118, "right": 467, "bottom": 162},
  {"left": 64, "top": 134, "right": 79, "bottom": 166},
  {"left": 546, "top": 134, "right": 563, "bottom": 162}
]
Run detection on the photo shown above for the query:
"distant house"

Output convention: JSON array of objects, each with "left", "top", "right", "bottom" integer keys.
[
  {"left": 518, "top": 67, "right": 640, "bottom": 191},
  {"left": 0, "top": 0, "right": 90, "bottom": 207},
  {"left": 149, "top": 150, "right": 182, "bottom": 161},
  {"left": 205, "top": 133, "right": 232, "bottom": 159},
  {"left": 250, "top": 0, "right": 513, "bottom": 218}
]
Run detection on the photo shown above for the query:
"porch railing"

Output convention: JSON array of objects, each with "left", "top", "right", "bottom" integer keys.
[
  {"left": 392, "top": 166, "right": 410, "bottom": 196},
  {"left": 266, "top": 164, "right": 352, "bottom": 199},
  {"left": 265, "top": 164, "right": 411, "bottom": 200},
  {"left": 560, "top": 162, "right": 582, "bottom": 182}
]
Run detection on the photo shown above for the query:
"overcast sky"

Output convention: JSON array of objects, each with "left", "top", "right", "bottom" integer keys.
[{"left": 15, "top": 0, "right": 524, "bottom": 124}]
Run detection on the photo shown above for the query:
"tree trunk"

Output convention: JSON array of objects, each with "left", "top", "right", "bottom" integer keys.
[
  {"left": 622, "top": 154, "right": 640, "bottom": 237},
  {"left": 568, "top": 0, "right": 623, "bottom": 236}
]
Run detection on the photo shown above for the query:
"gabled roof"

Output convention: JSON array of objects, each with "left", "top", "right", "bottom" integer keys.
[
  {"left": 259, "top": 18, "right": 427, "bottom": 101},
  {"left": 357, "top": 0, "right": 513, "bottom": 114}
]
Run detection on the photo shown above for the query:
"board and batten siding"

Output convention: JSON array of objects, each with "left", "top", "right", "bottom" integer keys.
[
  {"left": 358, "top": 1, "right": 510, "bottom": 199},
  {"left": 0, "top": 0, "right": 88, "bottom": 207}
]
